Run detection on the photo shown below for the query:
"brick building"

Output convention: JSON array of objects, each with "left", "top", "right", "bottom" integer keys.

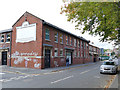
[
  {"left": 89, "top": 44, "right": 100, "bottom": 62},
  {"left": 11, "top": 12, "right": 92, "bottom": 69},
  {"left": 0, "top": 29, "right": 12, "bottom": 65}
]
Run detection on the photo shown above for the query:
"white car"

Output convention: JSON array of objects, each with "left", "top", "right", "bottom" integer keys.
[{"left": 100, "top": 61, "right": 118, "bottom": 74}]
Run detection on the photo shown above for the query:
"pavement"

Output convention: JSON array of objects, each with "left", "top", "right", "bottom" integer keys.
[{"left": 1, "top": 61, "right": 98, "bottom": 75}]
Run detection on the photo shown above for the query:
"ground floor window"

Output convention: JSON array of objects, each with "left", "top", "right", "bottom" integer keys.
[
  {"left": 54, "top": 48, "right": 58, "bottom": 57},
  {"left": 60, "top": 49, "right": 63, "bottom": 57}
]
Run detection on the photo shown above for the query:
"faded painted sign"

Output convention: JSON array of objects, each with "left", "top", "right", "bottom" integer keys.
[{"left": 12, "top": 51, "right": 41, "bottom": 68}]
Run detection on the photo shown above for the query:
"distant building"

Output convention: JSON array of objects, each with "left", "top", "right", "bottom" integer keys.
[
  {"left": 0, "top": 29, "right": 12, "bottom": 65},
  {"left": 100, "top": 48, "right": 104, "bottom": 55},
  {"left": 104, "top": 49, "right": 112, "bottom": 56},
  {"left": 89, "top": 44, "right": 100, "bottom": 62}
]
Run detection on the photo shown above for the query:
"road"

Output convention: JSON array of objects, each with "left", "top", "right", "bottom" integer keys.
[{"left": 1, "top": 61, "right": 118, "bottom": 88}]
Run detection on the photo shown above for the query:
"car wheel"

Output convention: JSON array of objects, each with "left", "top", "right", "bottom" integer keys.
[
  {"left": 100, "top": 72, "right": 102, "bottom": 74},
  {"left": 114, "top": 70, "right": 117, "bottom": 74}
]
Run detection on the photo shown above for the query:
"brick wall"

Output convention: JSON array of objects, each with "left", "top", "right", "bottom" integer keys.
[
  {"left": 11, "top": 13, "right": 43, "bottom": 69},
  {"left": 42, "top": 24, "right": 90, "bottom": 68}
]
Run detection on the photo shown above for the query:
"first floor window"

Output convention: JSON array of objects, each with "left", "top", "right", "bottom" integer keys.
[
  {"left": 81, "top": 51, "right": 83, "bottom": 57},
  {"left": 70, "top": 37, "right": 72, "bottom": 46},
  {"left": 78, "top": 40, "right": 80, "bottom": 48},
  {"left": 55, "top": 32, "right": 58, "bottom": 43},
  {"left": 66, "top": 35, "right": 68, "bottom": 45},
  {"left": 6, "top": 33, "right": 10, "bottom": 42},
  {"left": 84, "top": 42, "right": 86, "bottom": 49},
  {"left": 60, "top": 34, "right": 63, "bottom": 44},
  {"left": 54, "top": 48, "right": 58, "bottom": 57},
  {"left": 78, "top": 51, "right": 80, "bottom": 57},
  {"left": 74, "top": 39, "right": 76, "bottom": 47},
  {"left": 1, "top": 34, "right": 4, "bottom": 43},
  {"left": 84, "top": 52, "right": 86, "bottom": 58},
  {"left": 45, "top": 29, "right": 50, "bottom": 40}
]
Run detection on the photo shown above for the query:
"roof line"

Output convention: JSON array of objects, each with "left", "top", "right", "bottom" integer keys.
[
  {"left": 43, "top": 21, "right": 90, "bottom": 42},
  {"left": 0, "top": 28, "right": 12, "bottom": 34},
  {"left": 12, "top": 11, "right": 44, "bottom": 27},
  {"left": 12, "top": 11, "right": 89, "bottom": 43}
]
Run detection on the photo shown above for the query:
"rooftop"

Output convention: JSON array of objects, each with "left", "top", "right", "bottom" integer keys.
[{"left": 0, "top": 28, "right": 12, "bottom": 34}]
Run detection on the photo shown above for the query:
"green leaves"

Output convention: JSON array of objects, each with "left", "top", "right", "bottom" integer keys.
[{"left": 61, "top": 2, "right": 120, "bottom": 44}]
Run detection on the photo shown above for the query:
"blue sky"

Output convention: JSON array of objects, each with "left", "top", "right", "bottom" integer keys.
[{"left": 0, "top": 0, "right": 114, "bottom": 49}]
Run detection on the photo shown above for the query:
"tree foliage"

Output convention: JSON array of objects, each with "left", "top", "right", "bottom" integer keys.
[{"left": 61, "top": 1, "right": 120, "bottom": 44}]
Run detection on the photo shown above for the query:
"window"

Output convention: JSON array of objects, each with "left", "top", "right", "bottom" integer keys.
[
  {"left": 81, "top": 51, "right": 83, "bottom": 57},
  {"left": 84, "top": 42, "right": 86, "bottom": 49},
  {"left": 87, "top": 52, "right": 89, "bottom": 58},
  {"left": 78, "top": 51, "right": 80, "bottom": 57},
  {"left": 74, "top": 39, "right": 76, "bottom": 47},
  {"left": 84, "top": 52, "right": 86, "bottom": 58},
  {"left": 81, "top": 41, "right": 83, "bottom": 49},
  {"left": 1, "top": 34, "right": 4, "bottom": 43},
  {"left": 60, "top": 34, "right": 63, "bottom": 44},
  {"left": 78, "top": 40, "right": 80, "bottom": 48},
  {"left": 74, "top": 50, "right": 77, "bottom": 57},
  {"left": 60, "top": 49, "right": 63, "bottom": 56},
  {"left": 54, "top": 48, "right": 58, "bottom": 57},
  {"left": 45, "top": 29, "right": 50, "bottom": 40},
  {"left": 86, "top": 43, "right": 88, "bottom": 48},
  {"left": 55, "top": 32, "right": 58, "bottom": 43},
  {"left": 6, "top": 33, "right": 10, "bottom": 42},
  {"left": 70, "top": 37, "right": 72, "bottom": 46},
  {"left": 66, "top": 35, "right": 68, "bottom": 45}
]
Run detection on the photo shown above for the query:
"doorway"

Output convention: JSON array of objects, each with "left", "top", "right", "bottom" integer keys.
[
  {"left": 45, "top": 49, "right": 51, "bottom": 68},
  {"left": 2, "top": 51, "right": 7, "bottom": 65},
  {"left": 66, "top": 51, "right": 72, "bottom": 65}
]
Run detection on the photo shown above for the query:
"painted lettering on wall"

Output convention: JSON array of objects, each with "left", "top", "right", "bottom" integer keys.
[{"left": 12, "top": 51, "right": 41, "bottom": 68}]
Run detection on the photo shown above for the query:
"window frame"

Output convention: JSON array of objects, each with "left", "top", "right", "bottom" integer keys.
[
  {"left": 54, "top": 32, "right": 58, "bottom": 43},
  {"left": 66, "top": 35, "right": 69, "bottom": 45},
  {"left": 60, "top": 34, "right": 63, "bottom": 44},
  {"left": 74, "top": 39, "right": 77, "bottom": 47},
  {"left": 1, "top": 34, "right": 5, "bottom": 43},
  {"left": 60, "top": 49, "right": 63, "bottom": 57},
  {"left": 45, "top": 28, "right": 50, "bottom": 40},
  {"left": 6, "top": 33, "right": 10, "bottom": 43},
  {"left": 70, "top": 37, "right": 72, "bottom": 46},
  {"left": 54, "top": 48, "right": 58, "bottom": 57}
]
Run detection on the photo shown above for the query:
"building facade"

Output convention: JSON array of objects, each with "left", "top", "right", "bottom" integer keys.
[
  {"left": 0, "top": 12, "right": 100, "bottom": 69},
  {"left": 100, "top": 48, "right": 104, "bottom": 55},
  {"left": 89, "top": 44, "right": 100, "bottom": 62},
  {"left": 0, "top": 29, "right": 12, "bottom": 65},
  {"left": 10, "top": 12, "right": 92, "bottom": 69}
]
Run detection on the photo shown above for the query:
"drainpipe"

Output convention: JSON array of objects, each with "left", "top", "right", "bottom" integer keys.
[{"left": 9, "top": 31, "right": 12, "bottom": 67}]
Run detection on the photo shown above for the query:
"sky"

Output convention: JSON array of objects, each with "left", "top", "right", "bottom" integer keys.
[{"left": 0, "top": 0, "right": 114, "bottom": 49}]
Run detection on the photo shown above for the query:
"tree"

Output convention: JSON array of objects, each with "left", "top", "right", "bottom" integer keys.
[
  {"left": 61, "top": 1, "right": 120, "bottom": 45},
  {"left": 111, "top": 51, "right": 115, "bottom": 56}
]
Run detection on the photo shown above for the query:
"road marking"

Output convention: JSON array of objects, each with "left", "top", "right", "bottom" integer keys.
[
  {"left": 80, "top": 70, "right": 91, "bottom": 74},
  {"left": 0, "top": 73, "right": 5, "bottom": 75},
  {"left": 94, "top": 76, "right": 100, "bottom": 79},
  {"left": 104, "top": 75, "right": 116, "bottom": 89},
  {"left": 51, "top": 75, "right": 74, "bottom": 84},
  {"left": 80, "top": 67, "right": 98, "bottom": 75},
  {"left": 0, "top": 79, "right": 4, "bottom": 82},
  {"left": 108, "top": 75, "right": 117, "bottom": 88},
  {"left": 0, "top": 74, "right": 35, "bottom": 83}
]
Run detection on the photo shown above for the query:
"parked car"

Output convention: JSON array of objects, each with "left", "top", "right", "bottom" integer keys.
[{"left": 100, "top": 60, "right": 118, "bottom": 74}]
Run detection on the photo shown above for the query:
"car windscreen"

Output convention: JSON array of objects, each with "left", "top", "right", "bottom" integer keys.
[{"left": 103, "top": 62, "right": 115, "bottom": 65}]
